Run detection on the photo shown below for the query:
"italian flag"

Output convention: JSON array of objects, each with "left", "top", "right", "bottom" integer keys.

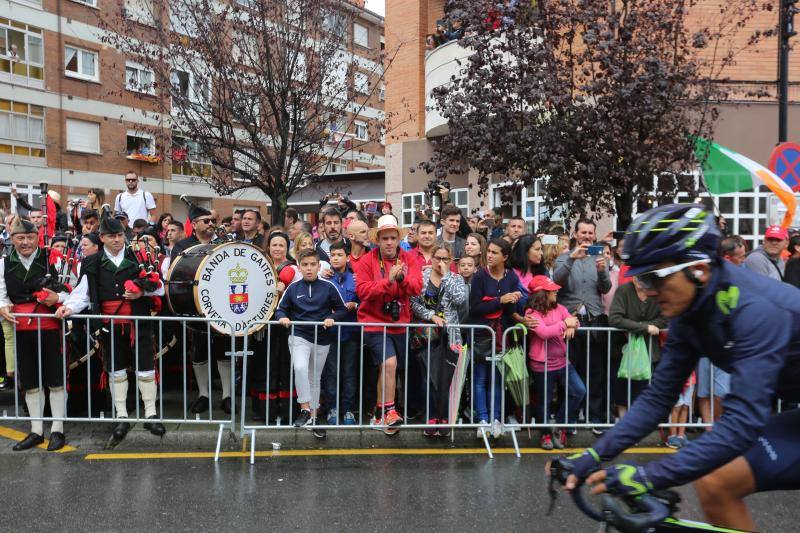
[{"left": 694, "top": 137, "right": 796, "bottom": 228}]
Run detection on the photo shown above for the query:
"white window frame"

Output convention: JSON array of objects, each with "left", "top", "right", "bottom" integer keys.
[
  {"left": 354, "top": 71, "right": 369, "bottom": 95},
  {"left": 125, "top": 0, "right": 156, "bottom": 26},
  {"left": 449, "top": 187, "right": 469, "bottom": 217},
  {"left": 491, "top": 180, "right": 565, "bottom": 232},
  {"left": 0, "top": 98, "right": 46, "bottom": 162},
  {"left": 170, "top": 7, "right": 199, "bottom": 37},
  {"left": 66, "top": 118, "right": 100, "bottom": 154},
  {"left": 64, "top": 45, "right": 98, "bottom": 82},
  {"left": 170, "top": 68, "right": 210, "bottom": 106},
  {"left": 70, "top": 0, "right": 97, "bottom": 7},
  {"left": 379, "top": 83, "right": 385, "bottom": 101},
  {"left": 324, "top": 10, "right": 347, "bottom": 37},
  {"left": 402, "top": 193, "right": 440, "bottom": 227},
  {"left": 353, "top": 23, "right": 369, "bottom": 47},
  {"left": 353, "top": 120, "right": 368, "bottom": 141},
  {"left": 126, "top": 129, "right": 156, "bottom": 157},
  {"left": 125, "top": 61, "right": 155, "bottom": 94},
  {"left": 172, "top": 134, "right": 212, "bottom": 178},
  {"left": 0, "top": 22, "right": 45, "bottom": 85},
  {"left": 327, "top": 158, "right": 348, "bottom": 174}
]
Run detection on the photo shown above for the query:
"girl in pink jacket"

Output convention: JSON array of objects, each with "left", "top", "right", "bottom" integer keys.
[{"left": 524, "top": 275, "right": 587, "bottom": 450}]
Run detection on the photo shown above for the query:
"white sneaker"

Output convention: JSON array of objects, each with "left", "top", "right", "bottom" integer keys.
[
  {"left": 476, "top": 420, "right": 488, "bottom": 439},
  {"left": 506, "top": 414, "right": 519, "bottom": 426},
  {"left": 492, "top": 419, "right": 503, "bottom": 439}
]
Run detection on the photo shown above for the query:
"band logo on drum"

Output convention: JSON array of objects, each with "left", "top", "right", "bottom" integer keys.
[{"left": 228, "top": 264, "right": 249, "bottom": 315}]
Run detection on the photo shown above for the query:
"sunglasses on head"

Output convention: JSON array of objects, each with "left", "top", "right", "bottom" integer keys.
[{"left": 635, "top": 259, "right": 710, "bottom": 290}]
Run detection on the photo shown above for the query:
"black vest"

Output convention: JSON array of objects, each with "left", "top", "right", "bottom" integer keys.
[
  {"left": 80, "top": 249, "right": 150, "bottom": 314},
  {"left": 4, "top": 249, "right": 54, "bottom": 304}
]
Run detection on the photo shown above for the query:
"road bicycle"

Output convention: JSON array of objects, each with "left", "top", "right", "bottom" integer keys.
[{"left": 547, "top": 458, "right": 752, "bottom": 532}]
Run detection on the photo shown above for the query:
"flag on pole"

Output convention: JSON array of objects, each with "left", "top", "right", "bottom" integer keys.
[{"left": 694, "top": 137, "right": 796, "bottom": 228}]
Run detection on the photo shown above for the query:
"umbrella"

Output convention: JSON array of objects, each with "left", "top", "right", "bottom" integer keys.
[
  {"left": 448, "top": 343, "right": 470, "bottom": 432},
  {"left": 501, "top": 325, "right": 529, "bottom": 408}
]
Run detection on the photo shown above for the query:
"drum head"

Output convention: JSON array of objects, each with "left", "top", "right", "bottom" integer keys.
[{"left": 170, "top": 242, "right": 278, "bottom": 336}]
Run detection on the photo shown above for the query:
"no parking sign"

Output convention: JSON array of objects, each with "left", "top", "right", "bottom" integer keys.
[{"left": 769, "top": 142, "right": 800, "bottom": 192}]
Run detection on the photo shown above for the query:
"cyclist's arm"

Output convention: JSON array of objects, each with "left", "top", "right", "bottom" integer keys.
[
  {"left": 591, "top": 327, "right": 696, "bottom": 462},
  {"left": 640, "top": 300, "right": 790, "bottom": 489}
]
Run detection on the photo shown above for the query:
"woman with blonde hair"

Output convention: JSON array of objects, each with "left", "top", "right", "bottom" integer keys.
[
  {"left": 293, "top": 232, "right": 331, "bottom": 273},
  {"left": 542, "top": 243, "right": 561, "bottom": 278}
]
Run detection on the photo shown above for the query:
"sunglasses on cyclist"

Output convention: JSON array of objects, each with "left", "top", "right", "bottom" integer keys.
[{"left": 634, "top": 259, "right": 710, "bottom": 290}]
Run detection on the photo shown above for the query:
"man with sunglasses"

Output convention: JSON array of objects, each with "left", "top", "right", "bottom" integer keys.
[
  {"left": 562, "top": 203, "right": 800, "bottom": 531},
  {"left": 114, "top": 171, "right": 156, "bottom": 223}
]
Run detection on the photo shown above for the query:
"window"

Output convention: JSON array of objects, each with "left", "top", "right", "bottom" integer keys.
[
  {"left": 125, "top": 62, "right": 154, "bottom": 94},
  {"left": 402, "top": 193, "right": 440, "bottom": 227},
  {"left": 327, "top": 158, "right": 348, "bottom": 174},
  {"left": 126, "top": 130, "right": 160, "bottom": 163},
  {"left": 354, "top": 72, "right": 369, "bottom": 95},
  {"left": 70, "top": 0, "right": 97, "bottom": 6},
  {"left": 379, "top": 83, "right": 385, "bottom": 101},
  {"left": 292, "top": 51, "right": 306, "bottom": 82},
  {"left": 492, "top": 180, "right": 564, "bottom": 232},
  {"left": 125, "top": 0, "right": 155, "bottom": 26},
  {"left": 353, "top": 23, "right": 368, "bottom": 47},
  {"left": 66, "top": 118, "right": 100, "bottom": 154},
  {"left": 64, "top": 45, "right": 98, "bottom": 81},
  {"left": 354, "top": 120, "right": 368, "bottom": 141},
  {"left": 323, "top": 57, "right": 348, "bottom": 98},
  {"left": 0, "top": 99, "right": 46, "bottom": 160},
  {"left": 170, "top": 69, "right": 210, "bottom": 105},
  {"left": 323, "top": 10, "right": 347, "bottom": 37},
  {"left": 170, "top": 8, "right": 198, "bottom": 37},
  {"left": 172, "top": 135, "right": 211, "bottom": 177},
  {"left": 0, "top": 22, "right": 45, "bottom": 83},
  {"left": 449, "top": 188, "right": 468, "bottom": 217}
]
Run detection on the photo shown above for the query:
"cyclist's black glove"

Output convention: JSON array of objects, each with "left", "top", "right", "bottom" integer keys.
[
  {"left": 603, "top": 463, "right": 655, "bottom": 498},
  {"left": 567, "top": 448, "right": 602, "bottom": 481}
]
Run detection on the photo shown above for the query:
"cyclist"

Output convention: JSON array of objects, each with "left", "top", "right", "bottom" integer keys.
[{"left": 562, "top": 203, "right": 800, "bottom": 531}]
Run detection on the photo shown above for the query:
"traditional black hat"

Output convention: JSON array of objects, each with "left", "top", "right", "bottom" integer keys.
[
  {"left": 100, "top": 213, "right": 125, "bottom": 235},
  {"left": 189, "top": 203, "right": 212, "bottom": 221},
  {"left": 10, "top": 215, "right": 37, "bottom": 235}
]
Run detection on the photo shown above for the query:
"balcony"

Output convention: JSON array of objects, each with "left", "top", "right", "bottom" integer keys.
[{"left": 424, "top": 40, "right": 472, "bottom": 138}]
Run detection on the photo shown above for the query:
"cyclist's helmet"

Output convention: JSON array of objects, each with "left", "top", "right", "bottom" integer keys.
[{"left": 621, "top": 204, "right": 720, "bottom": 276}]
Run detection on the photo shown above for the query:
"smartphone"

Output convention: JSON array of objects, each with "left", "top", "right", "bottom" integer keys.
[
  {"left": 541, "top": 234, "right": 559, "bottom": 245},
  {"left": 587, "top": 244, "right": 604, "bottom": 256},
  {"left": 613, "top": 231, "right": 625, "bottom": 240}
]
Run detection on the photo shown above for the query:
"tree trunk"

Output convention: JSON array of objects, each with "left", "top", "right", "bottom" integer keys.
[
  {"left": 271, "top": 189, "right": 288, "bottom": 227},
  {"left": 615, "top": 190, "right": 634, "bottom": 231}
]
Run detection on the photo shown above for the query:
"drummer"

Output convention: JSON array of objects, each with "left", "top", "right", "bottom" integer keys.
[{"left": 168, "top": 203, "right": 232, "bottom": 414}]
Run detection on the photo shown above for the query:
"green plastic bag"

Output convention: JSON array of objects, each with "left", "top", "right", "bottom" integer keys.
[{"left": 617, "top": 334, "right": 652, "bottom": 381}]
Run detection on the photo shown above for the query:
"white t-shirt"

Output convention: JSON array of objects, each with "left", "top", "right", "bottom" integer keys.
[{"left": 114, "top": 189, "right": 156, "bottom": 222}]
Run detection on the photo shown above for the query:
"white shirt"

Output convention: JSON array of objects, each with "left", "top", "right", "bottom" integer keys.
[
  {"left": 114, "top": 188, "right": 156, "bottom": 222},
  {"left": 0, "top": 249, "right": 68, "bottom": 309},
  {"left": 63, "top": 247, "right": 164, "bottom": 314}
]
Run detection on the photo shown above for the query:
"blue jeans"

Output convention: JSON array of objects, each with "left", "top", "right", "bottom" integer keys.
[
  {"left": 473, "top": 360, "right": 502, "bottom": 422},
  {"left": 533, "top": 365, "right": 586, "bottom": 434},
  {"left": 321, "top": 337, "right": 358, "bottom": 413}
]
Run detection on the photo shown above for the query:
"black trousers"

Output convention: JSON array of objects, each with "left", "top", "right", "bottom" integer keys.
[
  {"left": 17, "top": 329, "right": 63, "bottom": 390},
  {"left": 101, "top": 321, "right": 154, "bottom": 374}
]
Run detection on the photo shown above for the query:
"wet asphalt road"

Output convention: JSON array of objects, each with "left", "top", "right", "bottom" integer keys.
[{"left": 3, "top": 453, "right": 797, "bottom": 532}]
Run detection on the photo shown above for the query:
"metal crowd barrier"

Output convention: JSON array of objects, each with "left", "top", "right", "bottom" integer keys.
[
  {"left": 238, "top": 321, "right": 497, "bottom": 462},
  {"left": 0, "top": 315, "right": 739, "bottom": 461},
  {"left": 1, "top": 313, "right": 237, "bottom": 460}
]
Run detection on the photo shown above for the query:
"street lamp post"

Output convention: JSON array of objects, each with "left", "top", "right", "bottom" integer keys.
[{"left": 779, "top": 0, "right": 798, "bottom": 143}]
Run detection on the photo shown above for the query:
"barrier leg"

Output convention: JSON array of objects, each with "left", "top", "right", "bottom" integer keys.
[
  {"left": 509, "top": 427, "right": 521, "bottom": 458},
  {"left": 214, "top": 423, "right": 225, "bottom": 462},
  {"left": 480, "top": 425, "right": 494, "bottom": 459},
  {"left": 250, "top": 429, "right": 256, "bottom": 465}
]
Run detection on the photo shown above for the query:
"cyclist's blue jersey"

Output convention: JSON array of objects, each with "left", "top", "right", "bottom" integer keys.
[{"left": 593, "top": 259, "right": 800, "bottom": 489}]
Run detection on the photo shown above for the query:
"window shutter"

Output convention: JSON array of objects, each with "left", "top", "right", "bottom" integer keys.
[{"left": 66, "top": 119, "right": 100, "bottom": 153}]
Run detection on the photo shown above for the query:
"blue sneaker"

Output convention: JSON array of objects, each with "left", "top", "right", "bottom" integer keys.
[
  {"left": 343, "top": 411, "right": 356, "bottom": 425},
  {"left": 327, "top": 408, "right": 338, "bottom": 426},
  {"left": 666, "top": 435, "right": 684, "bottom": 449}
]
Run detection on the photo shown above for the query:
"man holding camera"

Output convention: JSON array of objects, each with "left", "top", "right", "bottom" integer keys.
[{"left": 354, "top": 215, "right": 422, "bottom": 435}]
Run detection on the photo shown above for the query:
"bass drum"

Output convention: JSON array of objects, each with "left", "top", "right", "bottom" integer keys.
[{"left": 166, "top": 242, "right": 278, "bottom": 336}]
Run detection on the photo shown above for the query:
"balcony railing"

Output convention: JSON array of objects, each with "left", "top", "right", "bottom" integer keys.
[{"left": 424, "top": 39, "right": 472, "bottom": 138}]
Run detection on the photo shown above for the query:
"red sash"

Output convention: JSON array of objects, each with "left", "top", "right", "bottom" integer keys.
[
  {"left": 13, "top": 302, "right": 60, "bottom": 331},
  {"left": 101, "top": 300, "right": 134, "bottom": 325}
]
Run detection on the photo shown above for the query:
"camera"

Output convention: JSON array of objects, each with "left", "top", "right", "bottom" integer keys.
[
  {"left": 383, "top": 300, "right": 401, "bottom": 322},
  {"left": 426, "top": 180, "right": 451, "bottom": 198}
]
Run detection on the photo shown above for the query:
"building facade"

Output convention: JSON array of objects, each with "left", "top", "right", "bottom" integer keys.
[
  {"left": 384, "top": 0, "right": 800, "bottom": 247},
  {"left": 0, "top": 0, "right": 385, "bottom": 223}
]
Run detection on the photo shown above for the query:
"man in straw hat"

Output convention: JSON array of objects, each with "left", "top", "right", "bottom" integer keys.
[
  {"left": 57, "top": 210, "right": 166, "bottom": 447},
  {"left": 0, "top": 216, "right": 71, "bottom": 450},
  {"left": 354, "top": 214, "right": 422, "bottom": 435}
]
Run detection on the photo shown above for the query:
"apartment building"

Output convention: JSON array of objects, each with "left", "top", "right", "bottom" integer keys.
[
  {"left": 0, "top": 0, "right": 385, "bottom": 222},
  {"left": 384, "top": 0, "right": 800, "bottom": 244}
]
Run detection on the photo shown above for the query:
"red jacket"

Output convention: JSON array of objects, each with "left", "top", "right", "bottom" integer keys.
[{"left": 354, "top": 247, "right": 423, "bottom": 333}]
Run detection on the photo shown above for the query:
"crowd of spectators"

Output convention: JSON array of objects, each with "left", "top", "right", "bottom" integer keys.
[
  {"left": 1, "top": 171, "right": 798, "bottom": 450},
  {"left": 426, "top": 1, "right": 519, "bottom": 52}
]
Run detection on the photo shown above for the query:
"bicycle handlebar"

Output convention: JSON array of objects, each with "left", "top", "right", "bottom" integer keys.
[{"left": 548, "top": 458, "right": 675, "bottom": 533}]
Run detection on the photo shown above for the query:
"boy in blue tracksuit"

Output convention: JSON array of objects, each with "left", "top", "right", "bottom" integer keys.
[
  {"left": 277, "top": 249, "right": 348, "bottom": 438},
  {"left": 321, "top": 240, "right": 360, "bottom": 425}
]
